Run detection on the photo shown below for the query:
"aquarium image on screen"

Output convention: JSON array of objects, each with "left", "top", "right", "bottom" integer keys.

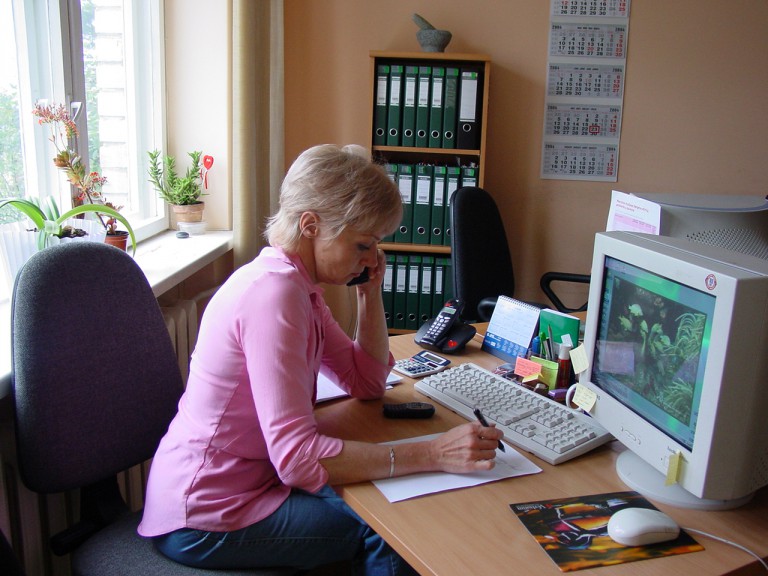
[{"left": 592, "top": 256, "right": 714, "bottom": 450}]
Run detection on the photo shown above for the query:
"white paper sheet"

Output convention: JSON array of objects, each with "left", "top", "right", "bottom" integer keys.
[
  {"left": 606, "top": 190, "right": 661, "bottom": 234},
  {"left": 316, "top": 371, "right": 402, "bottom": 403},
  {"left": 373, "top": 433, "right": 542, "bottom": 502}
]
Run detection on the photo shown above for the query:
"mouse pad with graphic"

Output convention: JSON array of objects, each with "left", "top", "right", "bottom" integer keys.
[{"left": 509, "top": 491, "right": 703, "bottom": 572}]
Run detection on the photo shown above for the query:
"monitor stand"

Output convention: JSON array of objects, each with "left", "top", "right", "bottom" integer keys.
[{"left": 615, "top": 451, "right": 753, "bottom": 511}]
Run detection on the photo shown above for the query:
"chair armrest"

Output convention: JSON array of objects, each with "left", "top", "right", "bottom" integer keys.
[{"left": 540, "top": 272, "right": 590, "bottom": 314}]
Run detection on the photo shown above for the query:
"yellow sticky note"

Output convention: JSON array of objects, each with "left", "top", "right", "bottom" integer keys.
[
  {"left": 572, "top": 384, "right": 597, "bottom": 412},
  {"left": 522, "top": 373, "right": 540, "bottom": 384},
  {"left": 569, "top": 344, "right": 589, "bottom": 375},
  {"left": 665, "top": 451, "right": 682, "bottom": 486}
]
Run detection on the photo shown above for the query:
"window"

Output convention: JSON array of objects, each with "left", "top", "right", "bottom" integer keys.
[{"left": 0, "top": 0, "right": 165, "bottom": 235}]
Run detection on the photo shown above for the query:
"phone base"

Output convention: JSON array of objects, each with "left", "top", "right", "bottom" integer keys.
[{"left": 414, "top": 320, "right": 477, "bottom": 354}]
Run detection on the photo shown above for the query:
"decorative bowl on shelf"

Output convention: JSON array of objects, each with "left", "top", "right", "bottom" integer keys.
[{"left": 417, "top": 29, "right": 452, "bottom": 53}]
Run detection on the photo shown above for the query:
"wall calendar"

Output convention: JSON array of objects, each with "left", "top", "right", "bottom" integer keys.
[{"left": 541, "top": 0, "right": 631, "bottom": 181}]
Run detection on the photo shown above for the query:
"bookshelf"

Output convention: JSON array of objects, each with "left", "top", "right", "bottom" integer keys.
[{"left": 369, "top": 51, "right": 491, "bottom": 334}]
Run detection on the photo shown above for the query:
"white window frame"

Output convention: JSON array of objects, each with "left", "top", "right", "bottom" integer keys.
[{"left": 12, "top": 0, "right": 167, "bottom": 241}]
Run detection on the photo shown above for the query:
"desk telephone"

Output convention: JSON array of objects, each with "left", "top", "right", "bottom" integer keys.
[{"left": 414, "top": 299, "right": 477, "bottom": 354}]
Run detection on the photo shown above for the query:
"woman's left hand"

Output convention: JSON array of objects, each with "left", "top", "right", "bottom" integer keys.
[{"left": 356, "top": 249, "right": 387, "bottom": 291}]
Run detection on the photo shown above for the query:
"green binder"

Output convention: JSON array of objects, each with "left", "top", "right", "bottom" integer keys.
[
  {"left": 430, "top": 165, "right": 446, "bottom": 245},
  {"left": 432, "top": 257, "right": 446, "bottom": 316},
  {"left": 382, "top": 254, "right": 395, "bottom": 328},
  {"left": 419, "top": 256, "right": 435, "bottom": 324},
  {"left": 444, "top": 166, "right": 461, "bottom": 246},
  {"left": 393, "top": 254, "right": 408, "bottom": 329},
  {"left": 401, "top": 65, "right": 418, "bottom": 147},
  {"left": 382, "top": 163, "right": 398, "bottom": 242},
  {"left": 428, "top": 67, "right": 445, "bottom": 148},
  {"left": 412, "top": 164, "right": 433, "bottom": 244},
  {"left": 440, "top": 256, "right": 454, "bottom": 302},
  {"left": 395, "top": 163, "right": 414, "bottom": 243},
  {"left": 460, "top": 165, "right": 478, "bottom": 188},
  {"left": 406, "top": 255, "right": 421, "bottom": 330},
  {"left": 373, "top": 64, "right": 389, "bottom": 146},
  {"left": 415, "top": 66, "right": 431, "bottom": 148},
  {"left": 442, "top": 67, "right": 459, "bottom": 149},
  {"left": 386, "top": 65, "right": 404, "bottom": 146}
]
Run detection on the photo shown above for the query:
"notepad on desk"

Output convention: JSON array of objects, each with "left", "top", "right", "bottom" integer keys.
[
  {"left": 539, "top": 308, "right": 580, "bottom": 351},
  {"left": 373, "top": 433, "right": 542, "bottom": 502},
  {"left": 316, "top": 371, "right": 402, "bottom": 403}
]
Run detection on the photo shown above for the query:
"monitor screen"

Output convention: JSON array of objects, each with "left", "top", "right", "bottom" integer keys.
[{"left": 592, "top": 256, "right": 715, "bottom": 451}]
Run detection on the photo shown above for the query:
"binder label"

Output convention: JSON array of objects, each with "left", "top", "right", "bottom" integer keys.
[
  {"left": 376, "top": 77, "right": 388, "bottom": 106},
  {"left": 459, "top": 72, "right": 479, "bottom": 121}
]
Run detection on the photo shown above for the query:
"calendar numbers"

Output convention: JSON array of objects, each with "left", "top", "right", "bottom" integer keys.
[
  {"left": 550, "top": 24, "right": 627, "bottom": 58},
  {"left": 548, "top": 64, "right": 625, "bottom": 99},
  {"left": 546, "top": 105, "right": 621, "bottom": 138},
  {"left": 552, "top": 0, "right": 630, "bottom": 19},
  {"left": 542, "top": 143, "right": 618, "bottom": 180}
]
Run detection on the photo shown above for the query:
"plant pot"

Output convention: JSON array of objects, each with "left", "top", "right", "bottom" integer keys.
[
  {"left": 170, "top": 202, "right": 204, "bottom": 230},
  {"left": 104, "top": 231, "right": 130, "bottom": 251}
]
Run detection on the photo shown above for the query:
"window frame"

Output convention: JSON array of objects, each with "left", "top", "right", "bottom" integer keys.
[{"left": 12, "top": 0, "right": 168, "bottom": 241}]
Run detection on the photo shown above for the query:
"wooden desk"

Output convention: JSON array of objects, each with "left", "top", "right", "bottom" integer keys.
[{"left": 315, "top": 331, "right": 768, "bottom": 576}]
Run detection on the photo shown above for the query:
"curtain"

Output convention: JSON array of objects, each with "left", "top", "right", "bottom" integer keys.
[{"left": 231, "top": 0, "right": 284, "bottom": 268}]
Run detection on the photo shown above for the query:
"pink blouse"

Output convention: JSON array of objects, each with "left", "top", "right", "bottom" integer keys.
[{"left": 138, "top": 247, "right": 392, "bottom": 536}]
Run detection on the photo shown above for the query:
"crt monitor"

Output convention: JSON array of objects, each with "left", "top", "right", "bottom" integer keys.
[
  {"left": 633, "top": 192, "right": 768, "bottom": 260},
  {"left": 579, "top": 231, "right": 768, "bottom": 510}
]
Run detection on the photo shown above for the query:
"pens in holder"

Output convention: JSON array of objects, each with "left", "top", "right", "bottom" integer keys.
[
  {"left": 473, "top": 407, "right": 505, "bottom": 452},
  {"left": 547, "top": 325, "right": 556, "bottom": 360}
]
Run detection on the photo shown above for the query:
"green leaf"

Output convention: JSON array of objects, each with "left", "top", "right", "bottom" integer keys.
[
  {"left": 0, "top": 198, "right": 46, "bottom": 230},
  {"left": 57, "top": 204, "right": 138, "bottom": 255}
]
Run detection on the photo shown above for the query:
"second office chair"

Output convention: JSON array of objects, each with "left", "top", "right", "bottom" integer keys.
[{"left": 450, "top": 186, "right": 589, "bottom": 322}]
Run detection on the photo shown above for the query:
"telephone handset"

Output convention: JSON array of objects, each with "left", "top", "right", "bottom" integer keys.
[
  {"left": 347, "top": 267, "right": 370, "bottom": 286},
  {"left": 414, "top": 299, "right": 477, "bottom": 354}
]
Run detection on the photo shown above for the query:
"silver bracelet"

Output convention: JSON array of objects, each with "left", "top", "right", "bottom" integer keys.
[{"left": 389, "top": 447, "right": 396, "bottom": 478}]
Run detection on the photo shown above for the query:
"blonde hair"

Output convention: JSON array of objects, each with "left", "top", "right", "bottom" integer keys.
[{"left": 265, "top": 144, "right": 402, "bottom": 251}]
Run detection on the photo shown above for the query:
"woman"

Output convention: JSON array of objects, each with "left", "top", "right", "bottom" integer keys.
[{"left": 139, "top": 144, "right": 503, "bottom": 574}]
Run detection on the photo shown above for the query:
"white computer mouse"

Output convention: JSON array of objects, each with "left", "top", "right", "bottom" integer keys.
[{"left": 607, "top": 507, "right": 680, "bottom": 546}]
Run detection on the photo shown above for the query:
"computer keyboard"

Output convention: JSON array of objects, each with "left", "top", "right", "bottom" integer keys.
[{"left": 414, "top": 362, "right": 612, "bottom": 465}]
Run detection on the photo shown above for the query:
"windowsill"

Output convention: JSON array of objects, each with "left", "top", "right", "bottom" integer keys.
[{"left": 0, "top": 230, "right": 234, "bottom": 399}]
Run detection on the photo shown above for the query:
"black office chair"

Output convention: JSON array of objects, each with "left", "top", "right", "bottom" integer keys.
[
  {"left": 10, "top": 242, "right": 294, "bottom": 576},
  {"left": 450, "top": 186, "right": 589, "bottom": 321}
]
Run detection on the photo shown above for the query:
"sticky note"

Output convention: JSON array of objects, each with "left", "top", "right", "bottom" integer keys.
[
  {"left": 569, "top": 344, "right": 589, "bottom": 374},
  {"left": 514, "top": 356, "right": 543, "bottom": 379},
  {"left": 665, "top": 451, "right": 682, "bottom": 486},
  {"left": 571, "top": 384, "right": 597, "bottom": 412},
  {"left": 522, "top": 373, "right": 540, "bottom": 384},
  {"left": 530, "top": 356, "right": 558, "bottom": 389}
]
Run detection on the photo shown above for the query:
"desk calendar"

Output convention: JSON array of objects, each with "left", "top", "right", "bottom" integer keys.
[{"left": 542, "top": 0, "right": 631, "bottom": 181}]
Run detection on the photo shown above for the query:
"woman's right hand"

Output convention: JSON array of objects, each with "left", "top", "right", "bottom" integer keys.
[{"left": 429, "top": 422, "right": 504, "bottom": 473}]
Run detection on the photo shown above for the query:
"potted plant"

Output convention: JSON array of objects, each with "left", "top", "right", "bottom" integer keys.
[
  {"left": 29, "top": 102, "right": 136, "bottom": 250},
  {"left": 0, "top": 197, "right": 135, "bottom": 252},
  {"left": 147, "top": 149, "right": 205, "bottom": 228}
]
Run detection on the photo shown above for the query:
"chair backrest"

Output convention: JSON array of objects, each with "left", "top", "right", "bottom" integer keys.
[
  {"left": 450, "top": 186, "right": 516, "bottom": 321},
  {"left": 11, "top": 242, "right": 184, "bottom": 494}
]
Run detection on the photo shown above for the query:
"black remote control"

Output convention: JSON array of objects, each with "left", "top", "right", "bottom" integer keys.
[{"left": 382, "top": 402, "right": 435, "bottom": 419}]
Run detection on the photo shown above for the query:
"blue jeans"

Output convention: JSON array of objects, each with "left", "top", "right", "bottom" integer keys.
[{"left": 153, "top": 485, "right": 417, "bottom": 575}]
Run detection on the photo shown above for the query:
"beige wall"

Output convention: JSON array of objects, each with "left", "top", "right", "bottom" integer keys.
[
  {"left": 165, "top": 0, "right": 231, "bottom": 232},
  {"left": 284, "top": 1, "right": 768, "bottom": 307}
]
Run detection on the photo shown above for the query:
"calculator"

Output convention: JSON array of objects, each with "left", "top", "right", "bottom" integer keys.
[{"left": 393, "top": 350, "right": 451, "bottom": 378}]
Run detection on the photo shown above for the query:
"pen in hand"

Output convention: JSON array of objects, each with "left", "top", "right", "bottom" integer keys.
[{"left": 473, "top": 407, "right": 505, "bottom": 452}]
